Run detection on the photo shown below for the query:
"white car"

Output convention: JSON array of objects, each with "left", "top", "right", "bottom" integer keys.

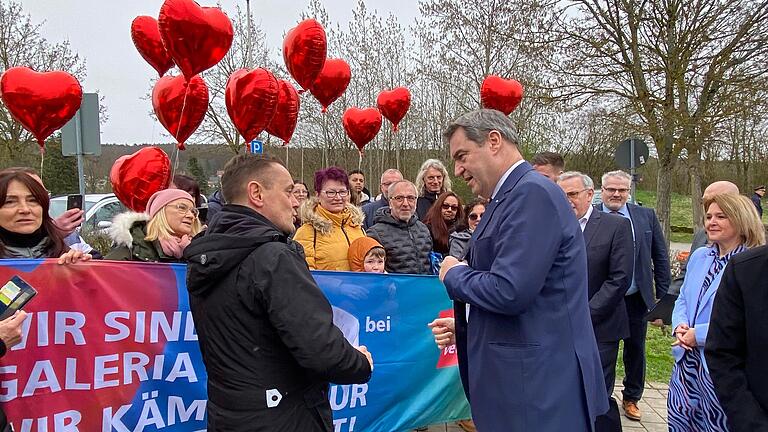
[{"left": 49, "top": 194, "right": 127, "bottom": 231}]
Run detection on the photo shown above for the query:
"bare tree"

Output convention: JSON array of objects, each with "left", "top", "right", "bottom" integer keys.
[
  {"left": 0, "top": 0, "right": 87, "bottom": 163},
  {"left": 549, "top": 0, "right": 768, "bottom": 240}
]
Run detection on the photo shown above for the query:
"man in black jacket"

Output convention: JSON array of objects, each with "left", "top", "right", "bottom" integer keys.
[
  {"left": 559, "top": 172, "right": 634, "bottom": 432},
  {"left": 184, "top": 155, "right": 373, "bottom": 431},
  {"left": 706, "top": 245, "right": 768, "bottom": 432}
]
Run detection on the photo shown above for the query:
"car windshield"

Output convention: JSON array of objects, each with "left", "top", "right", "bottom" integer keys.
[{"left": 48, "top": 197, "right": 98, "bottom": 218}]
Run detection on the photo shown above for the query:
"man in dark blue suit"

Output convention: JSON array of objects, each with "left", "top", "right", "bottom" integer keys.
[
  {"left": 559, "top": 172, "right": 634, "bottom": 432},
  {"left": 438, "top": 109, "right": 608, "bottom": 431},
  {"left": 599, "top": 170, "right": 670, "bottom": 421}
]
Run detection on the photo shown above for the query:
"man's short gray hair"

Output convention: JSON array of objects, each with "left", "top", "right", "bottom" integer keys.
[
  {"left": 388, "top": 180, "right": 417, "bottom": 197},
  {"left": 414, "top": 159, "right": 452, "bottom": 196},
  {"left": 380, "top": 168, "right": 403, "bottom": 183},
  {"left": 442, "top": 109, "right": 520, "bottom": 147},
  {"left": 601, "top": 170, "right": 632, "bottom": 186},
  {"left": 558, "top": 171, "right": 594, "bottom": 190}
]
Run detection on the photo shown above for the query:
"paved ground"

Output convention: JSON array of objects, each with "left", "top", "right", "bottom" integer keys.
[{"left": 425, "top": 382, "right": 670, "bottom": 431}]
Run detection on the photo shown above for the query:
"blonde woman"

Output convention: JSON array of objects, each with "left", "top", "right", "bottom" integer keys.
[
  {"left": 106, "top": 189, "right": 202, "bottom": 262},
  {"left": 668, "top": 193, "right": 766, "bottom": 431}
]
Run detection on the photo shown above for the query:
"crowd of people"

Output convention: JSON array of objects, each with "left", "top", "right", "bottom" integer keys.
[{"left": 0, "top": 108, "right": 766, "bottom": 431}]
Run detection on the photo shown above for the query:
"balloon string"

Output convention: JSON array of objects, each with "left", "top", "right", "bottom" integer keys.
[
  {"left": 171, "top": 145, "right": 180, "bottom": 180},
  {"left": 39, "top": 146, "right": 45, "bottom": 182},
  {"left": 358, "top": 151, "right": 362, "bottom": 169},
  {"left": 175, "top": 79, "right": 192, "bottom": 148}
]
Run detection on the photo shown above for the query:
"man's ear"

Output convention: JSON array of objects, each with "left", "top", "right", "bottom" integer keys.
[
  {"left": 246, "top": 180, "right": 265, "bottom": 208},
  {"left": 487, "top": 130, "right": 503, "bottom": 154}
]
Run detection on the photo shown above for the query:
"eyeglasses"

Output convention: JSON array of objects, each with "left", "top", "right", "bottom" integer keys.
[
  {"left": 468, "top": 212, "right": 484, "bottom": 221},
  {"left": 391, "top": 195, "right": 417, "bottom": 203},
  {"left": 565, "top": 189, "right": 589, "bottom": 198},
  {"left": 603, "top": 187, "right": 629, "bottom": 195},
  {"left": 322, "top": 189, "right": 349, "bottom": 198},
  {"left": 172, "top": 203, "right": 199, "bottom": 217},
  {"left": 441, "top": 204, "right": 459, "bottom": 211}
]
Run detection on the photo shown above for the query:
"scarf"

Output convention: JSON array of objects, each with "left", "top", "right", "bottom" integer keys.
[{"left": 159, "top": 235, "right": 191, "bottom": 259}]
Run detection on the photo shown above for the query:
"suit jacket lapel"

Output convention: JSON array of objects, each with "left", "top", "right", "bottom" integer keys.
[
  {"left": 472, "top": 161, "right": 532, "bottom": 240},
  {"left": 583, "top": 209, "right": 601, "bottom": 248}
]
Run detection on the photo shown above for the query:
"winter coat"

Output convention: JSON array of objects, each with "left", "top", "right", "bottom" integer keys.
[
  {"left": 448, "top": 229, "right": 473, "bottom": 259},
  {"left": 293, "top": 198, "right": 366, "bottom": 271},
  {"left": 183, "top": 204, "right": 371, "bottom": 431},
  {"left": 362, "top": 197, "right": 388, "bottom": 230},
  {"left": 366, "top": 208, "right": 433, "bottom": 274},
  {"left": 416, "top": 191, "right": 439, "bottom": 221},
  {"left": 104, "top": 212, "right": 181, "bottom": 263},
  {"left": 206, "top": 190, "right": 225, "bottom": 224}
]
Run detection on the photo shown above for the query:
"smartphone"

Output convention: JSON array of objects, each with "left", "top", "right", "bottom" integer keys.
[
  {"left": 197, "top": 207, "right": 208, "bottom": 224},
  {"left": 0, "top": 276, "right": 37, "bottom": 320},
  {"left": 67, "top": 194, "right": 83, "bottom": 211}
]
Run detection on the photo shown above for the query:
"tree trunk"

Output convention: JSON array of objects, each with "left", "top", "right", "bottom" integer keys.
[
  {"left": 688, "top": 151, "right": 704, "bottom": 229},
  {"left": 656, "top": 155, "right": 674, "bottom": 247}
]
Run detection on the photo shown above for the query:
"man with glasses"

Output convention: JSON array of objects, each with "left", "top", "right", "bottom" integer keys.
[
  {"left": 362, "top": 169, "right": 404, "bottom": 229},
  {"left": 559, "top": 172, "right": 634, "bottom": 432},
  {"left": 599, "top": 170, "right": 670, "bottom": 422},
  {"left": 366, "top": 180, "right": 432, "bottom": 274}
]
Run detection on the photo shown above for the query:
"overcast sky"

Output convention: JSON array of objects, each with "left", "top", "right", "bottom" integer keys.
[{"left": 21, "top": 0, "right": 418, "bottom": 144}]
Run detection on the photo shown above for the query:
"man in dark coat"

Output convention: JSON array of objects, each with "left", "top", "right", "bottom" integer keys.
[
  {"left": 439, "top": 110, "right": 608, "bottom": 431},
  {"left": 361, "top": 169, "right": 403, "bottom": 229},
  {"left": 559, "top": 171, "right": 634, "bottom": 432},
  {"left": 752, "top": 185, "right": 765, "bottom": 218},
  {"left": 367, "top": 180, "right": 433, "bottom": 274},
  {"left": 706, "top": 245, "right": 768, "bottom": 432},
  {"left": 599, "top": 170, "right": 670, "bottom": 421},
  {"left": 184, "top": 155, "right": 372, "bottom": 432}
]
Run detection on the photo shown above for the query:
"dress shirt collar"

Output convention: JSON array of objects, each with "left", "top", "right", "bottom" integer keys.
[{"left": 491, "top": 159, "right": 526, "bottom": 200}]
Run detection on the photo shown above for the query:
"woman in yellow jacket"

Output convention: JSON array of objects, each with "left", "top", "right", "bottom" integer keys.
[{"left": 294, "top": 167, "right": 366, "bottom": 270}]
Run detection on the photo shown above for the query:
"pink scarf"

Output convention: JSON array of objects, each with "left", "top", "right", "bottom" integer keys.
[{"left": 159, "top": 235, "right": 191, "bottom": 259}]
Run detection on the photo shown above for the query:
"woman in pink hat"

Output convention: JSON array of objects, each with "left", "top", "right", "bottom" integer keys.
[{"left": 105, "top": 189, "right": 202, "bottom": 262}]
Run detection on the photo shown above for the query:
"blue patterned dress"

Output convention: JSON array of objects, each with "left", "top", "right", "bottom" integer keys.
[{"left": 667, "top": 245, "right": 745, "bottom": 432}]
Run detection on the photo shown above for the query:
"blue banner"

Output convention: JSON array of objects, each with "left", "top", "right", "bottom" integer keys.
[{"left": 0, "top": 260, "right": 469, "bottom": 431}]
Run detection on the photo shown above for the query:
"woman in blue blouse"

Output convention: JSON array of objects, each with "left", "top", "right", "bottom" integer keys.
[{"left": 668, "top": 193, "right": 766, "bottom": 431}]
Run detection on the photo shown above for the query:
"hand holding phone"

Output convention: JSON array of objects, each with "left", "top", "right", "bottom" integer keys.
[
  {"left": 67, "top": 194, "right": 84, "bottom": 211},
  {"left": 0, "top": 276, "right": 37, "bottom": 321}
]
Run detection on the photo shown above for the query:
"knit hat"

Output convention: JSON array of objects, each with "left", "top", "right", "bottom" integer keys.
[
  {"left": 348, "top": 237, "right": 385, "bottom": 272},
  {"left": 146, "top": 188, "right": 195, "bottom": 218},
  {"left": 756, "top": 185, "right": 766, "bottom": 192}
]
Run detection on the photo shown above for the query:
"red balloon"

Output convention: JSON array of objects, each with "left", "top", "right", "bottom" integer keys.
[
  {"left": 377, "top": 87, "right": 411, "bottom": 131},
  {"left": 152, "top": 74, "right": 209, "bottom": 150},
  {"left": 283, "top": 19, "right": 327, "bottom": 92},
  {"left": 265, "top": 80, "right": 300, "bottom": 145},
  {"left": 225, "top": 68, "right": 280, "bottom": 143},
  {"left": 342, "top": 107, "right": 382, "bottom": 153},
  {"left": 310, "top": 58, "right": 350, "bottom": 113},
  {"left": 0, "top": 67, "right": 82, "bottom": 149},
  {"left": 480, "top": 75, "right": 524, "bottom": 115},
  {"left": 110, "top": 147, "right": 172, "bottom": 212},
  {"left": 131, "top": 16, "right": 175, "bottom": 77},
  {"left": 158, "top": 0, "right": 233, "bottom": 80}
]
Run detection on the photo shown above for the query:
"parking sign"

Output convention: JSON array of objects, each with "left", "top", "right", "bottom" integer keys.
[{"left": 250, "top": 139, "right": 263, "bottom": 154}]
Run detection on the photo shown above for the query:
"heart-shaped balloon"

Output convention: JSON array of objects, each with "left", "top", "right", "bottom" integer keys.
[
  {"left": 265, "top": 80, "right": 300, "bottom": 145},
  {"left": 152, "top": 74, "right": 209, "bottom": 150},
  {"left": 0, "top": 67, "right": 82, "bottom": 149},
  {"left": 158, "top": 0, "right": 234, "bottom": 80},
  {"left": 480, "top": 75, "right": 524, "bottom": 115},
  {"left": 342, "top": 107, "right": 382, "bottom": 153},
  {"left": 131, "top": 16, "right": 175, "bottom": 77},
  {"left": 377, "top": 87, "right": 411, "bottom": 131},
  {"left": 310, "top": 58, "right": 351, "bottom": 113},
  {"left": 225, "top": 68, "right": 279, "bottom": 143},
  {"left": 283, "top": 19, "right": 327, "bottom": 92},
  {"left": 110, "top": 147, "right": 172, "bottom": 212}
]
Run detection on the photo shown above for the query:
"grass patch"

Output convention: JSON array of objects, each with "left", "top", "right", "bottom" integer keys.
[{"left": 616, "top": 325, "right": 675, "bottom": 384}]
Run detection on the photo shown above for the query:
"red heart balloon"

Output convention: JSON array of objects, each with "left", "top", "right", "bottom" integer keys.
[
  {"left": 225, "top": 68, "right": 279, "bottom": 143},
  {"left": 110, "top": 147, "right": 172, "bottom": 212},
  {"left": 265, "top": 80, "right": 300, "bottom": 145},
  {"left": 158, "top": 0, "right": 233, "bottom": 80},
  {"left": 152, "top": 74, "right": 209, "bottom": 150},
  {"left": 310, "top": 58, "right": 351, "bottom": 113},
  {"left": 377, "top": 87, "right": 411, "bottom": 131},
  {"left": 283, "top": 19, "right": 327, "bottom": 92},
  {"left": 480, "top": 75, "right": 524, "bottom": 115},
  {"left": 342, "top": 107, "right": 382, "bottom": 153},
  {"left": 0, "top": 67, "right": 82, "bottom": 149},
  {"left": 131, "top": 16, "right": 175, "bottom": 77}
]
